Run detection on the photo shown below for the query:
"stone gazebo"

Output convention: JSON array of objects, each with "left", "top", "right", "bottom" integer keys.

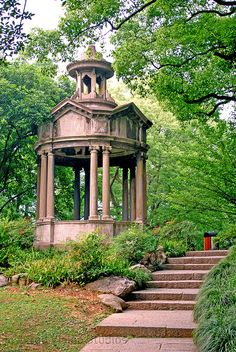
[{"left": 35, "top": 46, "right": 152, "bottom": 247}]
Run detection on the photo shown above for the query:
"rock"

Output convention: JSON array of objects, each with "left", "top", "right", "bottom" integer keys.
[
  {"left": 18, "top": 277, "right": 28, "bottom": 287},
  {"left": 85, "top": 276, "right": 136, "bottom": 298},
  {"left": 0, "top": 274, "right": 8, "bottom": 287},
  {"left": 140, "top": 245, "right": 167, "bottom": 271},
  {"left": 130, "top": 264, "right": 152, "bottom": 274},
  {"left": 98, "top": 294, "right": 128, "bottom": 312},
  {"left": 11, "top": 274, "right": 21, "bottom": 284},
  {"left": 28, "top": 282, "right": 42, "bottom": 290}
]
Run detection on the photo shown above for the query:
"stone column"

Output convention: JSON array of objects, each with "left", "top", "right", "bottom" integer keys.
[
  {"left": 130, "top": 165, "right": 136, "bottom": 221},
  {"left": 36, "top": 158, "right": 41, "bottom": 220},
  {"left": 74, "top": 167, "right": 81, "bottom": 220},
  {"left": 46, "top": 151, "right": 54, "bottom": 219},
  {"left": 122, "top": 167, "right": 129, "bottom": 221},
  {"left": 39, "top": 152, "right": 47, "bottom": 219},
  {"left": 84, "top": 166, "right": 90, "bottom": 220},
  {"left": 89, "top": 146, "right": 99, "bottom": 220},
  {"left": 91, "top": 69, "right": 96, "bottom": 97},
  {"left": 136, "top": 152, "right": 144, "bottom": 223},
  {"left": 143, "top": 160, "right": 147, "bottom": 223},
  {"left": 79, "top": 72, "right": 83, "bottom": 98},
  {"left": 102, "top": 146, "right": 111, "bottom": 220}
]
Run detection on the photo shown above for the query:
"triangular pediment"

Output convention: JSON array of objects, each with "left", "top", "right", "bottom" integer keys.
[{"left": 52, "top": 98, "right": 93, "bottom": 122}]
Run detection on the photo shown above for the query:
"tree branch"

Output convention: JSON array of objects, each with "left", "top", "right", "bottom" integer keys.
[
  {"left": 152, "top": 46, "right": 225, "bottom": 70},
  {"left": 187, "top": 8, "right": 235, "bottom": 21},
  {"left": 207, "top": 100, "right": 229, "bottom": 116},
  {"left": 214, "top": 51, "right": 236, "bottom": 61},
  {"left": 107, "top": 0, "right": 157, "bottom": 31},
  {"left": 185, "top": 93, "right": 236, "bottom": 104},
  {"left": 213, "top": 0, "right": 236, "bottom": 5},
  {"left": 0, "top": 187, "right": 32, "bottom": 214}
]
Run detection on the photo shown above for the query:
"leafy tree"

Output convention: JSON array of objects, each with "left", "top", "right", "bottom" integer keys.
[
  {"left": 110, "top": 82, "right": 236, "bottom": 230},
  {"left": 52, "top": 0, "right": 235, "bottom": 120},
  {"left": 0, "top": 61, "right": 74, "bottom": 218},
  {"left": 148, "top": 118, "right": 236, "bottom": 230},
  {"left": 0, "top": 0, "right": 33, "bottom": 62}
]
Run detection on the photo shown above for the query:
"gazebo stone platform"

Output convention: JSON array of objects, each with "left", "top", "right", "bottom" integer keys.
[{"left": 35, "top": 46, "right": 152, "bottom": 247}]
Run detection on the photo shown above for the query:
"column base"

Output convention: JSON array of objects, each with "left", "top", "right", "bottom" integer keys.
[
  {"left": 136, "top": 218, "right": 144, "bottom": 224},
  {"left": 89, "top": 215, "right": 99, "bottom": 220},
  {"left": 102, "top": 215, "right": 113, "bottom": 221}
]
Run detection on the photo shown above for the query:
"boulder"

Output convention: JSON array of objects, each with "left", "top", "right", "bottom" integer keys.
[
  {"left": 98, "top": 294, "right": 128, "bottom": 312},
  {"left": 0, "top": 274, "right": 8, "bottom": 287},
  {"left": 85, "top": 276, "right": 136, "bottom": 298}
]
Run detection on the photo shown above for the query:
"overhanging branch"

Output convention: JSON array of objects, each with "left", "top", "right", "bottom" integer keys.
[
  {"left": 185, "top": 93, "right": 236, "bottom": 104},
  {"left": 106, "top": 0, "right": 157, "bottom": 31},
  {"left": 213, "top": 0, "right": 236, "bottom": 5}
]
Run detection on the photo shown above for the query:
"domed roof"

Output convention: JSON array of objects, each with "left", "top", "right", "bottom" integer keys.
[{"left": 67, "top": 45, "right": 114, "bottom": 79}]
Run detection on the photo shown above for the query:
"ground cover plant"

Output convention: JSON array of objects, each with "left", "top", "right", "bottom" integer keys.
[
  {"left": 2, "top": 225, "right": 152, "bottom": 287},
  {"left": 1, "top": 220, "right": 204, "bottom": 288},
  {"left": 194, "top": 246, "right": 236, "bottom": 352},
  {"left": 0, "top": 286, "right": 110, "bottom": 352},
  {"left": 214, "top": 225, "right": 236, "bottom": 249}
]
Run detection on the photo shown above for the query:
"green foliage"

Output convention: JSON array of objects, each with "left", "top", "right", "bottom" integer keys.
[
  {"left": 0, "top": 218, "right": 34, "bottom": 268},
  {"left": 0, "top": 1, "right": 33, "bottom": 62},
  {"left": 0, "top": 61, "right": 74, "bottom": 218},
  {"left": 111, "top": 225, "right": 158, "bottom": 263},
  {"left": 28, "top": 0, "right": 235, "bottom": 121},
  {"left": 194, "top": 246, "right": 236, "bottom": 352},
  {"left": 4, "top": 231, "right": 151, "bottom": 287},
  {"left": 109, "top": 82, "right": 236, "bottom": 231},
  {"left": 215, "top": 225, "right": 236, "bottom": 249},
  {"left": 160, "top": 239, "right": 187, "bottom": 258},
  {"left": 157, "top": 221, "right": 203, "bottom": 254}
]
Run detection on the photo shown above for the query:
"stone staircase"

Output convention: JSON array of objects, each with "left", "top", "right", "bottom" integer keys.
[{"left": 81, "top": 250, "right": 228, "bottom": 352}]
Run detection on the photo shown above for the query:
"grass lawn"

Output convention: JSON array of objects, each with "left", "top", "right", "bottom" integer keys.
[{"left": 0, "top": 286, "right": 110, "bottom": 352}]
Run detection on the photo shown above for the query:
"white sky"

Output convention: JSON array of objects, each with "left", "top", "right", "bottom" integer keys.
[{"left": 23, "top": 0, "right": 64, "bottom": 32}]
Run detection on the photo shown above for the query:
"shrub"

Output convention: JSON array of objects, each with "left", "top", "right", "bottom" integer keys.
[
  {"left": 157, "top": 221, "right": 203, "bottom": 253},
  {"left": 111, "top": 224, "right": 158, "bottom": 264},
  {"left": 4, "top": 231, "right": 151, "bottom": 287},
  {"left": 194, "top": 246, "right": 236, "bottom": 352},
  {"left": 214, "top": 224, "right": 236, "bottom": 249},
  {"left": 0, "top": 218, "right": 34, "bottom": 268},
  {"left": 160, "top": 239, "right": 187, "bottom": 257}
]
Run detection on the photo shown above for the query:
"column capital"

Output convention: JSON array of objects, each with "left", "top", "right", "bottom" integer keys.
[
  {"left": 102, "top": 146, "right": 112, "bottom": 153},
  {"left": 89, "top": 145, "right": 100, "bottom": 152},
  {"left": 38, "top": 150, "right": 47, "bottom": 157},
  {"left": 136, "top": 151, "right": 147, "bottom": 160}
]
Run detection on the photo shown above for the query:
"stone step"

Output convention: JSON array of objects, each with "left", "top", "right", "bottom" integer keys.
[
  {"left": 168, "top": 256, "right": 225, "bottom": 264},
  {"left": 80, "top": 337, "right": 198, "bottom": 352},
  {"left": 186, "top": 250, "right": 228, "bottom": 257},
  {"left": 165, "top": 263, "right": 214, "bottom": 270},
  {"left": 152, "top": 270, "right": 209, "bottom": 281},
  {"left": 131, "top": 288, "right": 199, "bottom": 301},
  {"left": 127, "top": 300, "right": 196, "bottom": 310},
  {"left": 96, "top": 310, "right": 196, "bottom": 338},
  {"left": 147, "top": 280, "right": 203, "bottom": 289}
]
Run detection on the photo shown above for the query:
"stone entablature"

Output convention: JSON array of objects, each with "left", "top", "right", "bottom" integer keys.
[{"left": 35, "top": 45, "right": 152, "bottom": 247}]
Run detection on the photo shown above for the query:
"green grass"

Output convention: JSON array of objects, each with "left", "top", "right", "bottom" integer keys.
[
  {"left": 0, "top": 286, "right": 109, "bottom": 352},
  {"left": 194, "top": 246, "right": 236, "bottom": 352}
]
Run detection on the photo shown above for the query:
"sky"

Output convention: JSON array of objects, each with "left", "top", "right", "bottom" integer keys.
[{"left": 23, "top": 0, "right": 64, "bottom": 32}]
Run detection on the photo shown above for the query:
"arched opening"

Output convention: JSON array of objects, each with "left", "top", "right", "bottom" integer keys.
[{"left": 82, "top": 75, "right": 91, "bottom": 94}]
